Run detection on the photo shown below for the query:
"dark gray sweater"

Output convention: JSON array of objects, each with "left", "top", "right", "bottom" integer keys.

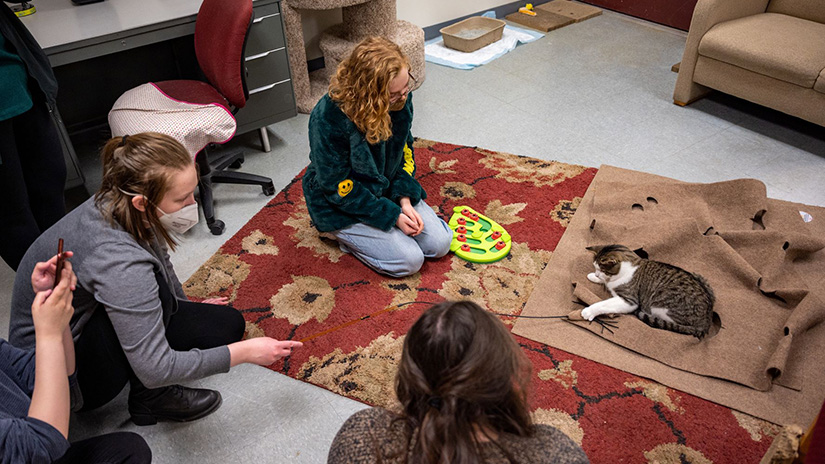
[
  {"left": 328, "top": 408, "right": 590, "bottom": 464},
  {"left": 9, "top": 198, "right": 230, "bottom": 389},
  {"left": 0, "top": 340, "right": 70, "bottom": 463}
]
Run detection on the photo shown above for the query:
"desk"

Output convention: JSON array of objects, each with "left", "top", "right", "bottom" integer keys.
[{"left": 21, "top": 0, "right": 297, "bottom": 189}]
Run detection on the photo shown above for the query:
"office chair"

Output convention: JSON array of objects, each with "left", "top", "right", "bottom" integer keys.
[{"left": 110, "top": 0, "right": 274, "bottom": 235}]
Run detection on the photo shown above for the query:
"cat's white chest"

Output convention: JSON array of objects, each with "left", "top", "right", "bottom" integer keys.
[{"left": 605, "top": 262, "right": 638, "bottom": 295}]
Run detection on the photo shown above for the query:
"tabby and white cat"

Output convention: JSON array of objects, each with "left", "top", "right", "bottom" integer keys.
[{"left": 581, "top": 244, "right": 715, "bottom": 339}]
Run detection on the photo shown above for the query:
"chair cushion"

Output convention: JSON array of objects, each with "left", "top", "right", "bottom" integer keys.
[
  {"left": 153, "top": 80, "right": 230, "bottom": 108},
  {"left": 767, "top": 0, "right": 825, "bottom": 25},
  {"left": 699, "top": 13, "right": 825, "bottom": 88},
  {"left": 109, "top": 83, "right": 236, "bottom": 158}
]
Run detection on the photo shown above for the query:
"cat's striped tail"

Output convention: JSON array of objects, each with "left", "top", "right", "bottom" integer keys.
[{"left": 637, "top": 312, "right": 708, "bottom": 339}]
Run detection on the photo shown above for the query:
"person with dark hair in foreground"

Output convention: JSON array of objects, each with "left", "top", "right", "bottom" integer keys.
[
  {"left": 0, "top": 254, "right": 152, "bottom": 463},
  {"left": 327, "top": 300, "right": 589, "bottom": 464}
]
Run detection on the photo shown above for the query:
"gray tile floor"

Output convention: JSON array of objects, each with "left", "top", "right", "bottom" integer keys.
[{"left": 2, "top": 9, "right": 824, "bottom": 464}]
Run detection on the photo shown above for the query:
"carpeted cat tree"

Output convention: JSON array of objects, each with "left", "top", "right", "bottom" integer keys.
[{"left": 282, "top": 0, "right": 425, "bottom": 113}]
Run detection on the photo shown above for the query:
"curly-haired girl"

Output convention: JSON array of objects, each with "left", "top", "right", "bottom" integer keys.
[{"left": 302, "top": 36, "right": 452, "bottom": 277}]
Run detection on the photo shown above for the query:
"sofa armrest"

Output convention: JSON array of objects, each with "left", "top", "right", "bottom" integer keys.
[{"left": 673, "top": 0, "right": 770, "bottom": 104}]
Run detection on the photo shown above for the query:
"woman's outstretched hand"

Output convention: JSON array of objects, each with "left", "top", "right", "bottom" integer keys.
[{"left": 229, "top": 338, "right": 304, "bottom": 367}]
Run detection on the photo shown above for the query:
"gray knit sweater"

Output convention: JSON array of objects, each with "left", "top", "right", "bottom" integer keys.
[
  {"left": 9, "top": 198, "right": 231, "bottom": 389},
  {"left": 328, "top": 408, "right": 590, "bottom": 464}
]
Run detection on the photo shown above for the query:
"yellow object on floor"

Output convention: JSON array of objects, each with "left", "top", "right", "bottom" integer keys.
[
  {"left": 448, "top": 205, "right": 512, "bottom": 263},
  {"left": 12, "top": 2, "right": 36, "bottom": 17}
]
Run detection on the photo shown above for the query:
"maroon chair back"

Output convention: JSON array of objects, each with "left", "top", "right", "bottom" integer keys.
[{"left": 194, "top": 0, "right": 253, "bottom": 108}]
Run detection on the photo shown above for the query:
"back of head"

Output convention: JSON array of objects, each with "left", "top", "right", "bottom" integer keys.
[
  {"left": 95, "top": 132, "right": 192, "bottom": 250},
  {"left": 329, "top": 36, "right": 410, "bottom": 144},
  {"left": 396, "top": 301, "right": 533, "bottom": 464}
]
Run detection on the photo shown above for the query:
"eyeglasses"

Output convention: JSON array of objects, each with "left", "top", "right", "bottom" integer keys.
[{"left": 390, "top": 72, "right": 416, "bottom": 103}]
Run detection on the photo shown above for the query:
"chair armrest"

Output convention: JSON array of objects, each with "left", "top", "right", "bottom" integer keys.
[{"left": 674, "top": 0, "right": 770, "bottom": 103}]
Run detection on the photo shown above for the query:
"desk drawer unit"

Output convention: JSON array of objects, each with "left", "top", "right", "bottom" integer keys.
[{"left": 238, "top": 0, "right": 296, "bottom": 134}]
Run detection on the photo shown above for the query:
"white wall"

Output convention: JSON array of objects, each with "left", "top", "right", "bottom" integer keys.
[
  {"left": 301, "top": 0, "right": 510, "bottom": 60},
  {"left": 397, "top": 0, "right": 509, "bottom": 29}
]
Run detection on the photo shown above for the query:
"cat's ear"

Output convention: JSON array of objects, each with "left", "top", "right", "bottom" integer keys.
[
  {"left": 603, "top": 258, "right": 618, "bottom": 267},
  {"left": 586, "top": 245, "right": 602, "bottom": 254}
]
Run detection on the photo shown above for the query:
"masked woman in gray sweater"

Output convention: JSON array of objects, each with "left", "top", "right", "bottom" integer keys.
[{"left": 9, "top": 133, "right": 302, "bottom": 426}]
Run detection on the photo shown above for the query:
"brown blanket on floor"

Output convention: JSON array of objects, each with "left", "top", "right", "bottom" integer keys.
[{"left": 513, "top": 165, "right": 825, "bottom": 425}]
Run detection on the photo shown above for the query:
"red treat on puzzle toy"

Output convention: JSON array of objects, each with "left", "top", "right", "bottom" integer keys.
[
  {"left": 457, "top": 217, "right": 466, "bottom": 225},
  {"left": 457, "top": 234, "right": 466, "bottom": 242},
  {"left": 491, "top": 231, "right": 501, "bottom": 240},
  {"left": 461, "top": 209, "right": 470, "bottom": 216},
  {"left": 461, "top": 244, "right": 471, "bottom": 252},
  {"left": 495, "top": 241, "right": 506, "bottom": 250},
  {"left": 456, "top": 226, "right": 467, "bottom": 234},
  {"left": 470, "top": 214, "right": 479, "bottom": 221}
]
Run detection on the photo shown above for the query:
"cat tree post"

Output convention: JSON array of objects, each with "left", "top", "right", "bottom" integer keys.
[{"left": 282, "top": 0, "right": 425, "bottom": 113}]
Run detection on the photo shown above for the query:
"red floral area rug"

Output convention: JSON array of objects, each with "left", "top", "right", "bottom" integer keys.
[{"left": 184, "top": 140, "right": 778, "bottom": 463}]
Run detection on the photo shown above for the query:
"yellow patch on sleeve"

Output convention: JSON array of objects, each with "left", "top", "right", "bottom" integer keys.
[
  {"left": 338, "top": 179, "right": 354, "bottom": 197},
  {"left": 403, "top": 143, "right": 415, "bottom": 175}
]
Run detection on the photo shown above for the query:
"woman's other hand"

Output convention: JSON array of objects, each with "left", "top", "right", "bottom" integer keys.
[
  {"left": 31, "top": 263, "right": 75, "bottom": 339},
  {"left": 396, "top": 213, "right": 419, "bottom": 235},
  {"left": 31, "top": 251, "right": 75, "bottom": 294},
  {"left": 399, "top": 197, "right": 423, "bottom": 236}
]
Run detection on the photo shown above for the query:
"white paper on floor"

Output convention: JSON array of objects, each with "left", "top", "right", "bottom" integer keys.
[{"left": 425, "top": 25, "right": 544, "bottom": 70}]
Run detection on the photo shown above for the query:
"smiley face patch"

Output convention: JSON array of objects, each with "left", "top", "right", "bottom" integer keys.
[
  {"left": 338, "top": 179, "right": 354, "bottom": 197},
  {"left": 403, "top": 143, "right": 415, "bottom": 175}
]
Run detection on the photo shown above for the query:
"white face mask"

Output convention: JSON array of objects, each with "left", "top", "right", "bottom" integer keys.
[
  {"left": 157, "top": 203, "right": 199, "bottom": 235},
  {"left": 118, "top": 188, "right": 199, "bottom": 235}
]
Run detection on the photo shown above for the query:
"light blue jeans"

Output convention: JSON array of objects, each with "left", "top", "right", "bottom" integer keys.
[{"left": 332, "top": 200, "right": 453, "bottom": 277}]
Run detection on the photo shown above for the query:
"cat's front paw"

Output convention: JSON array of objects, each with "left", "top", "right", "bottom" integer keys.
[
  {"left": 581, "top": 306, "right": 597, "bottom": 321},
  {"left": 587, "top": 273, "right": 601, "bottom": 284}
]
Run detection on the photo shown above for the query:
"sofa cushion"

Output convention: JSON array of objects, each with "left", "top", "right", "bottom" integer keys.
[
  {"left": 768, "top": 0, "right": 825, "bottom": 25},
  {"left": 816, "top": 68, "right": 825, "bottom": 94},
  {"left": 699, "top": 13, "right": 825, "bottom": 88}
]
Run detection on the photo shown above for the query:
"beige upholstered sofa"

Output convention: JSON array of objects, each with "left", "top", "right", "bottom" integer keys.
[{"left": 673, "top": 0, "right": 825, "bottom": 126}]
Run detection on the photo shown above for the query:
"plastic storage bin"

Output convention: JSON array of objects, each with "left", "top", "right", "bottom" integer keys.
[{"left": 439, "top": 16, "right": 506, "bottom": 53}]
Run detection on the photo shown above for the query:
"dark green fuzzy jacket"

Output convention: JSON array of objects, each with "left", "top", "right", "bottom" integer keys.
[{"left": 303, "top": 92, "right": 426, "bottom": 232}]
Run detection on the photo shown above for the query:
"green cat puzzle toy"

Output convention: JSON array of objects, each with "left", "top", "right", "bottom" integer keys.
[{"left": 447, "top": 205, "right": 512, "bottom": 263}]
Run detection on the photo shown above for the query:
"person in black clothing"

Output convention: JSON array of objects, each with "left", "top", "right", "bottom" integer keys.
[
  {"left": 0, "top": 252, "right": 152, "bottom": 463},
  {"left": 0, "top": 2, "right": 67, "bottom": 271}
]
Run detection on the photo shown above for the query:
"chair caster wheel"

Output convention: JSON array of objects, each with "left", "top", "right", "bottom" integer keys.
[
  {"left": 229, "top": 159, "right": 243, "bottom": 169},
  {"left": 263, "top": 182, "right": 275, "bottom": 196},
  {"left": 208, "top": 220, "right": 225, "bottom": 235}
]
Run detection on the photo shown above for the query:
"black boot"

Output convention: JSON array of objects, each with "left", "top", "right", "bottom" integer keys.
[{"left": 128, "top": 380, "right": 222, "bottom": 426}]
